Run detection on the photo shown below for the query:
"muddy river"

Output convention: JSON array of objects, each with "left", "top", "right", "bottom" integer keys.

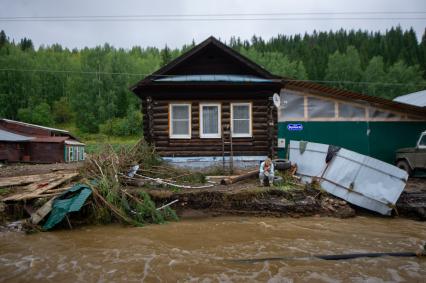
[{"left": 0, "top": 216, "right": 425, "bottom": 282}]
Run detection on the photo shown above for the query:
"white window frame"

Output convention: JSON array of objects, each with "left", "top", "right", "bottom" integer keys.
[
  {"left": 231, "top": 102, "right": 252, "bottom": 138},
  {"left": 199, "top": 103, "right": 221, "bottom": 138},
  {"left": 169, "top": 103, "right": 191, "bottom": 139}
]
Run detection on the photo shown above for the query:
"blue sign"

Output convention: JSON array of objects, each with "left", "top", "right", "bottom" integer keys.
[{"left": 287, "top": 124, "right": 303, "bottom": 131}]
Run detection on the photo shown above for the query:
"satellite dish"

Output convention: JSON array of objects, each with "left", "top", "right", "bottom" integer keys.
[{"left": 273, "top": 93, "right": 281, "bottom": 108}]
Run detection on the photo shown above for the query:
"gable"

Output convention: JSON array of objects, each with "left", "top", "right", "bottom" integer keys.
[
  {"left": 131, "top": 36, "right": 279, "bottom": 93},
  {"left": 163, "top": 43, "right": 267, "bottom": 76}
]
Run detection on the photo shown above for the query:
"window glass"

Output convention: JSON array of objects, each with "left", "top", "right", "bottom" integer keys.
[
  {"left": 339, "top": 102, "right": 365, "bottom": 118},
  {"left": 201, "top": 104, "right": 220, "bottom": 138},
  {"left": 369, "top": 108, "right": 400, "bottom": 119},
  {"left": 69, "top": 146, "right": 74, "bottom": 161},
  {"left": 419, "top": 135, "right": 426, "bottom": 146},
  {"left": 280, "top": 91, "right": 304, "bottom": 119},
  {"left": 232, "top": 103, "right": 251, "bottom": 137},
  {"left": 170, "top": 104, "right": 190, "bottom": 138},
  {"left": 308, "top": 97, "right": 335, "bottom": 118}
]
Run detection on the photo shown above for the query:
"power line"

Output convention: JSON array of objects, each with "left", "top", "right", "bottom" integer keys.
[
  {"left": 0, "top": 67, "right": 425, "bottom": 87},
  {"left": 1, "top": 17, "right": 425, "bottom": 22},
  {"left": 2, "top": 11, "right": 426, "bottom": 19}
]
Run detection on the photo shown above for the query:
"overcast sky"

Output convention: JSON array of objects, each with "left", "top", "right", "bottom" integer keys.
[{"left": 1, "top": 0, "right": 425, "bottom": 49}]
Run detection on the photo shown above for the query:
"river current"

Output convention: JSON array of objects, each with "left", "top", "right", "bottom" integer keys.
[{"left": 1, "top": 216, "right": 425, "bottom": 282}]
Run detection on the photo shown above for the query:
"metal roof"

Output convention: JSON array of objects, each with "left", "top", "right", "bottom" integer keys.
[
  {"left": 154, "top": 74, "right": 276, "bottom": 83},
  {"left": 0, "top": 119, "right": 70, "bottom": 134},
  {"left": 0, "top": 129, "right": 33, "bottom": 142},
  {"left": 393, "top": 89, "right": 426, "bottom": 107}
]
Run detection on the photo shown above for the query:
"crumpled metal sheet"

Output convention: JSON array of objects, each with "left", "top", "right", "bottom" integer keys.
[{"left": 289, "top": 140, "right": 408, "bottom": 215}]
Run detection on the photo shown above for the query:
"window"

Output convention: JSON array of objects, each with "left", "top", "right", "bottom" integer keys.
[
  {"left": 170, "top": 103, "right": 191, "bottom": 139},
  {"left": 280, "top": 91, "right": 305, "bottom": 119},
  {"left": 231, "top": 103, "right": 252, "bottom": 137},
  {"left": 339, "top": 102, "right": 365, "bottom": 118},
  {"left": 418, "top": 135, "right": 426, "bottom": 148},
  {"left": 308, "top": 97, "right": 335, "bottom": 118},
  {"left": 80, "top": 147, "right": 85, "bottom": 160},
  {"left": 200, "top": 103, "right": 221, "bottom": 138},
  {"left": 69, "top": 146, "right": 73, "bottom": 162}
]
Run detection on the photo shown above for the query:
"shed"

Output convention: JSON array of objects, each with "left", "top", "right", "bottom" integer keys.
[
  {"left": 131, "top": 36, "right": 282, "bottom": 168},
  {"left": 0, "top": 119, "right": 85, "bottom": 163}
]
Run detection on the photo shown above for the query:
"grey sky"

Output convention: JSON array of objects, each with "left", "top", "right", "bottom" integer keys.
[{"left": 1, "top": 0, "right": 425, "bottom": 49}]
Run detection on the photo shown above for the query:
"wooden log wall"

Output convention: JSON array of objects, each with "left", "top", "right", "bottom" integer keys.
[{"left": 142, "top": 97, "right": 278, "bottom": 158}]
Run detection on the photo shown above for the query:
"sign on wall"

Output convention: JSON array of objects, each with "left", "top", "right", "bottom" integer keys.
[{"left": 287, "top": 124, "right": 303, "bottom": 131}]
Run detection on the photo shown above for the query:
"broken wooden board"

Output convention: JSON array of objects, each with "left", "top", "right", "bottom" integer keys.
[
  {"left": 2, "top": 172, "right": 79, "bottom": 201},
  {"left": 30, "top": 196, "right": 56, "bottom": 225},
  {"left": 0, "top": 171, "right": 75, "bottom": 188}
]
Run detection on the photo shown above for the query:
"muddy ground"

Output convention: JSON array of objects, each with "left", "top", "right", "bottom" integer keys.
[{"left": 1, "top": 163, "right": 425, "bottom": 221}]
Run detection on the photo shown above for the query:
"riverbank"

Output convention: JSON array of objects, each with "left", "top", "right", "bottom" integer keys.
[{"left": 1, "top": 162, "right": 425, "bottom": 232}]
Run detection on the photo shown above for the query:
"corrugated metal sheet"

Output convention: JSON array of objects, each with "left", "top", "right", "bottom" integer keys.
[
  {"left": 0, "top": 119, "right": 69, "bottom": 134},
  {"left": 393, "top": 89, "right": 426, "bottom": 107},
  {"left": 289, "top": 140, "right": 408, "bottom": 215},
  {"left": 154, "top": 74, "right": 276, "bottom": 83},
  {"left": 0, "top": 129, "right": 33, "bottom": 142}
]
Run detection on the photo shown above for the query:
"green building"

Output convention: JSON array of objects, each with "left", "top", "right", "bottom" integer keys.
[{"left": 277, "top": 81, "right": 426, "bottom": 165}]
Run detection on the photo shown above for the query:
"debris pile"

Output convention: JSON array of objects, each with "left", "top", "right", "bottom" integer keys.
[{"left": 0, "top": 140, "right": 196, "bottom": 230}]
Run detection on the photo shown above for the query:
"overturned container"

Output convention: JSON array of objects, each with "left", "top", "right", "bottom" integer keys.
[{"left": 289, "top": 140, "right": 408, "bottom": 215}]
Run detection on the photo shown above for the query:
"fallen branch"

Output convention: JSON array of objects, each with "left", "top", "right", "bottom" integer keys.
[
  {"left": 121, "top": 173, "right": 214, "bottom": 189},
  {"left": 156, "top": 199, "right": 179, "bottom": 210},
  {"left": 90, "top": 185, "right": 134, "bottom": 224}
]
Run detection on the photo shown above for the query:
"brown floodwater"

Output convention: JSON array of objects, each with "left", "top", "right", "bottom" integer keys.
[{"left": 0, "top": 216, "right": 425, "bottom": 282}]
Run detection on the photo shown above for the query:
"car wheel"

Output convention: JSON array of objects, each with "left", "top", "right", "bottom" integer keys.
[{"left": 396, "top": 160, "right": 412, "bottom": 176}]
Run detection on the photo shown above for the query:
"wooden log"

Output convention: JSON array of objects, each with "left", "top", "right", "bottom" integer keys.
[{"left": 220, "top": 169, "right": 259, "bottom": 185}]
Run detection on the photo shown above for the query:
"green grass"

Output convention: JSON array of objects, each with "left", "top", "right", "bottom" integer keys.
[{"left": 54, "top": 123, "right": 142, "bottom": 154}]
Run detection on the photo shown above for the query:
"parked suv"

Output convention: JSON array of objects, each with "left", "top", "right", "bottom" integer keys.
[{"left": 396, "top": 131, "right": 426, "bottom": 176}]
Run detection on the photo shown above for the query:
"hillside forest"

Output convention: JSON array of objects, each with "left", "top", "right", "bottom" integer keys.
[{"left": 0, "top": 26, "right": 425, "bottom": 137}]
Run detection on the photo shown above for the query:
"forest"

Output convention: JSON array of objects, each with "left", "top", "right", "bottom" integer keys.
[{"left": 0, "top": 26, "right": 425, "bottom": 137}]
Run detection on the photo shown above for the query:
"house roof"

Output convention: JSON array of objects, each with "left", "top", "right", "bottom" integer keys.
[
  {"left": 393, "top": 89, "right": 426, "bottom": 107},
  {"left": 0, "top": 128, "right": 33, "bottom": 142},
  {"left": 284, "top": 79, "right": 426, "bottom": 118},
  {"left": 131, "top": 36, "right": 280, "bottom": 93},
  {"left": 0, "top": 119, "right": 69, "bottom": 134}
]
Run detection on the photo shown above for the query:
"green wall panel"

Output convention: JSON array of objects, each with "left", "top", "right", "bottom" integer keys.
[{"left": 278, "top": 121, "right": 426, "bottom": 164}]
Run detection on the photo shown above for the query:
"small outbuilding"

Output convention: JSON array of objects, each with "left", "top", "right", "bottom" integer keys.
[{"left": 0, "top": 119, "right": 85, "bottom": 163}]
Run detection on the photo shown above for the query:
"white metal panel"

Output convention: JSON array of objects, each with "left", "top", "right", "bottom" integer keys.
[{"left": 289, "top": 140, "right": 408, "bottom": 215}]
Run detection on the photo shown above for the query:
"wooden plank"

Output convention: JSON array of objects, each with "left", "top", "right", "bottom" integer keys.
[
  {"left": 30, "top": 196, "right": 56, "bottom": 225},
  {"left": 0, "top": 171, "right": 74, "bottom": 188},
  {"left": 2, "top": 172, "right": 79, "bottom": 201}
]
